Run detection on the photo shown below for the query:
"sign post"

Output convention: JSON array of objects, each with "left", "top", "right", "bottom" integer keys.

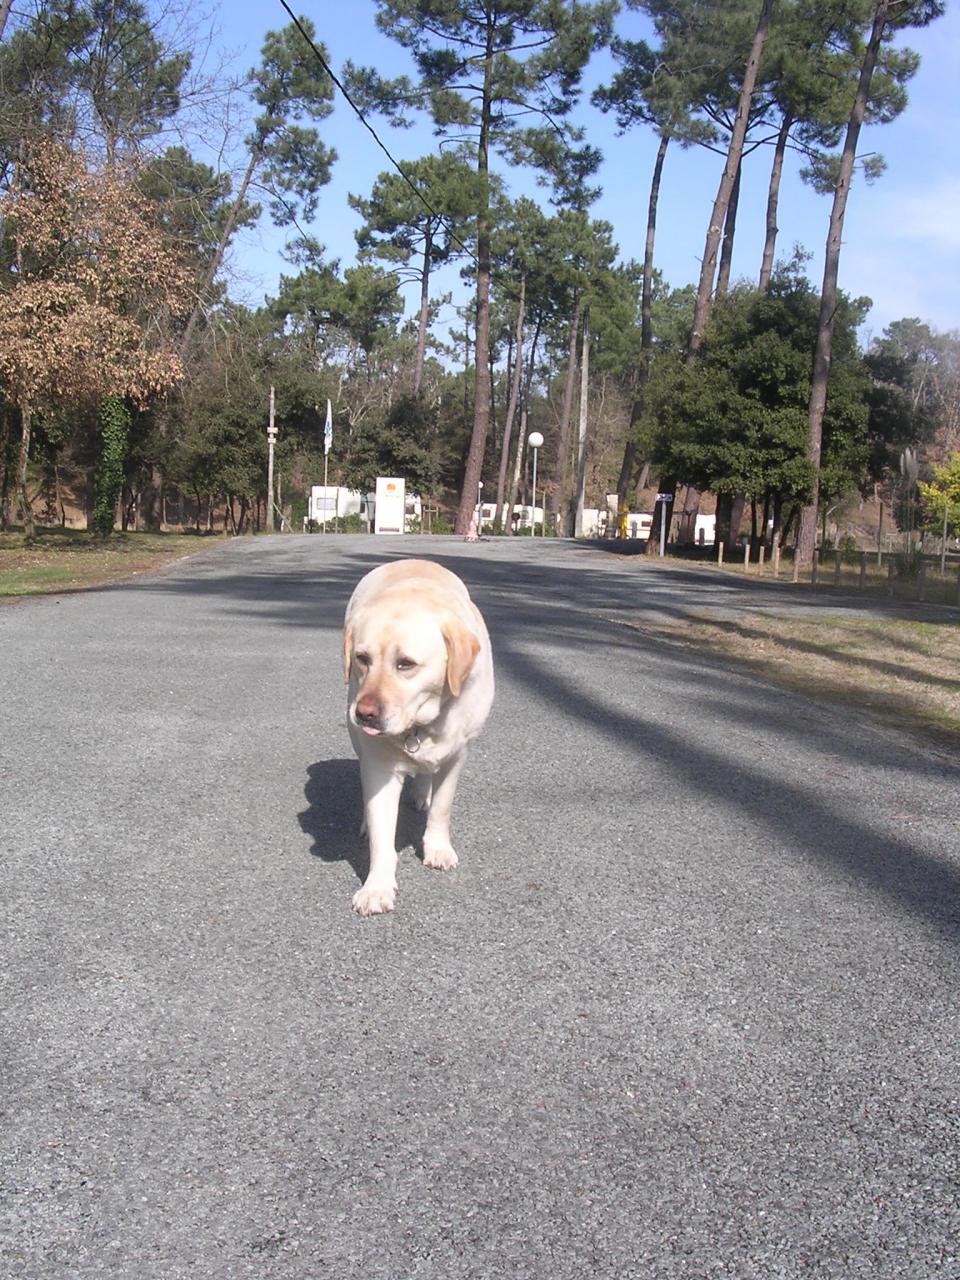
[
  {"left": 374, "top": 477, "right": 406, "bottom": 535},
  {"left": 656, "top": 491, "right": 672, "bottom": 557},
  {"left": 321, "top": 400, "right": 333, "bottom": 533}
]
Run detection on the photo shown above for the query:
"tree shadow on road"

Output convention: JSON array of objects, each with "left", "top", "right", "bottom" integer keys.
[
  {"left": 500, "top": 643, "right": 960, "bottom": 952},
  {"left": 138, "top": 537, "right": 960, "bottom": 947}
]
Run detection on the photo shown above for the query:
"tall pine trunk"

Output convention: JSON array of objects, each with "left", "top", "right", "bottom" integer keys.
[
  {"left": 455, "top": 23, "right": 496, "bottom": 535},
  {"left": 688, "top": 0, "right": 774, "bottom": 359},
  {"left": 617, "top": 130, "right": 669, "bottom": 511},
  {"left": 715, "top": 160, "right": 742, "bottom": 297},
  {"left": 797, "top": 0, "right": 889, "bottom": 568},
  {"left": 759, "top": 112, "right": 792, "bottom": 291},
  {"left": 550, "top": 296, "right": 581, "bottom": 531},
  {"left": 504, "top": 319, "right": 542, "bottom": 533},
  {"left": 679, "top": 0, "right": 773, "bottom": 546},
  {"left": 413, "top": 224, "right": 434, "bottom": 396},
  {"left": 494, "top": 274, "right": 526, "bottom": 529},
  {"left": 180, "top": 146, "right": 260, "bottom": 358}
]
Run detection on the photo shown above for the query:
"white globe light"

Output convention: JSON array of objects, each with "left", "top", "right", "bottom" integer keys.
[{"left": 527, "top": 431, "right": 544, "bottom": 448}]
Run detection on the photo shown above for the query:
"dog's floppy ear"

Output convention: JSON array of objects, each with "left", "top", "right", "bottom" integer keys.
[
  {"left": 442, "top": 616, "right": 480, "bottom": 696},
  {"left": 342, "top": 622, "right": 353, "bottom": 684}
]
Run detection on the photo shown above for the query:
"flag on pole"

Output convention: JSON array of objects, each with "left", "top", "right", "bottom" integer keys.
[{"left": 324, "top": 399, "right": 333, "bottom": 455}]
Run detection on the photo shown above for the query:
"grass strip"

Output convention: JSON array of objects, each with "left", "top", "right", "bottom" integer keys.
[
  {"left": 0, "top": 528, "right": 221, "bottom": 598},
  {"left": 622, "top": 611, "right": 960, "bottom": 753}
]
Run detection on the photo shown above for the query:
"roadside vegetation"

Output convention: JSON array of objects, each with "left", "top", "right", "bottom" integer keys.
[
  {"left": 0, "top": 527, "right": 216, "bottom": 598},
  {"left": 1, "top": 1, "right": 955, "bottom": 552},
  {"left": 622, "top": 609, "right": 960, "bottom": 753},
  {"left": 652, "top": 545, "right": 960, "bottom": 607}
]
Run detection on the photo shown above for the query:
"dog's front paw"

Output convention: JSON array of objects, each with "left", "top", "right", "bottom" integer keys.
[
  {"left": 352, "top": 882, "right": 397, "bottom": 916},
  {"left": 423, "top": 843, "right": 459, "bottom": 871}
]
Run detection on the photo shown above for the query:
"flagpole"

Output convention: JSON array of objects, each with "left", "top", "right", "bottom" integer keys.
[{"left": 323, "top": 398, "right": 333, "bottom": 534}]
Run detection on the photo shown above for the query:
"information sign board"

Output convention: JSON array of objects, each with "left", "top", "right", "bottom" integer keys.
[{"left": 374, "top": 477, "right": 406, "bottom": 535}]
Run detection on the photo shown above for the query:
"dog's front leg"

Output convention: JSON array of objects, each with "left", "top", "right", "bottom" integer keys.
[
  {"left": 422, "top": 752, "right": 466, "bottom": 871},
  {"left": 353, "top": 763, "right": 404, "bottom": 916}
]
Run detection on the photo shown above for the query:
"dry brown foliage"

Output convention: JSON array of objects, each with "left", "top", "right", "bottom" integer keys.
[{"left": 0, "top": 139, "right": 192, "bottom": 408}]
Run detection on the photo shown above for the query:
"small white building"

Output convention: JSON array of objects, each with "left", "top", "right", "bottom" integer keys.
[
  {"left": 694, "top": 513, "right": 716, "bottom": 545},
  {"left": 307, "top": 484, "right": 421, "bottom": 532},
  {"left": 308, "top": 485, "right": 371, "bottom": 526},
  {"left": 479, "top": 502, "right": 544, "bottom": 532}
]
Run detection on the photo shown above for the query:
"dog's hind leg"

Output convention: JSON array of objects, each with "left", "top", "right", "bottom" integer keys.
[{"left": 411, "top": 772, "right": 433, "bottom": 812}]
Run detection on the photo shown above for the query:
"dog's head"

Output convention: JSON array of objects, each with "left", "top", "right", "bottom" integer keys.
[{"left": 344, "top": 600, "right": 480, "bottom": 739}]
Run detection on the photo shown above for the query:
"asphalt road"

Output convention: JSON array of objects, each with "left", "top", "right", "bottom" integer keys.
[{"left": 2, "top": 535, "right": 959, "bottom": 1279}]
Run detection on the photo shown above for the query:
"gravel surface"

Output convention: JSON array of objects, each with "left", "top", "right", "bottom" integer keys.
[{"left": 2, "top": 535, "right": 958, "bottom": 1279}]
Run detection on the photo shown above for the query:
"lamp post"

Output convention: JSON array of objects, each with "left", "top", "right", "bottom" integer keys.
[
  {"left": 266, "top": 385, "right": 277, "bottom": 533},
  {"left": 527, "top": 431, "right": 543, "bottom": 535},
  {"left": 476, "top": 481, "right": 484, "bottom": 532}
]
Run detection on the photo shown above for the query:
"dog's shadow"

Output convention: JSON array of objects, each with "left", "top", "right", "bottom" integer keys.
[{"left": 298, "top": 758, "right": 428, "bottom": 884}]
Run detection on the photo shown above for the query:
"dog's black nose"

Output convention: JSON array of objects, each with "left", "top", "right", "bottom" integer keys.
[{"left": 355, "top": 695, "right": 382, "bottom": 728}]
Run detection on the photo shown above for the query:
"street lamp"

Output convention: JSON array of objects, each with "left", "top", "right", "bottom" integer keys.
[{"left": 527, "top": 431, "right": 543, "bottom": 536}]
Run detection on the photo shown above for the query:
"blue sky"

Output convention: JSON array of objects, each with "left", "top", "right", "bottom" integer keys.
[{"left": 209, "top": 1, "right": 959, "bottom": 346}]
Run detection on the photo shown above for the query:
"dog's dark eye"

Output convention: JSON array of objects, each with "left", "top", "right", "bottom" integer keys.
[
  {"left": 396, "top": 657, "right": 417, "bottom": 672},
  {"left": 355, "top": 652, "right": 371, "bottom": 668}
]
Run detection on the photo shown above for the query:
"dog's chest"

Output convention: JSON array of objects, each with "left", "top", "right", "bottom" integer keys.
[{"left": 399, "top": 730, "right": 457, "bottom": 773}]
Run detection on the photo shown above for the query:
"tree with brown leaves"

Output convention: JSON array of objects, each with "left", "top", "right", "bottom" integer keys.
[{"left": 0, "top": 140, "right": 190, "bottom": 534}]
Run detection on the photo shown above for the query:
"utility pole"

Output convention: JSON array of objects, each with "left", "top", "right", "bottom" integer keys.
[
  {"left": 574, "top": 309, "right": 590, "bottom": 538},
  {"left": 266, "top": 385, "right": 277, "bottom": 534}
]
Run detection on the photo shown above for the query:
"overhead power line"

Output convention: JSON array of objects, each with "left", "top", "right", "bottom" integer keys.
[{"left": 276, "top": 0, "right": 478, "bottom": 266}]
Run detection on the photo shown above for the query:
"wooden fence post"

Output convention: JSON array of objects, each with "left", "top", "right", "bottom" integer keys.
[
  {"left": 743, "top": 541, "right": 750, "bottom": 571},
  {"left": 773, "top": 542, "right": 781, "bottom": 578}
]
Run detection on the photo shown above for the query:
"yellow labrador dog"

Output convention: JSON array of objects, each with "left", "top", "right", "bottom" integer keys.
[{"left": 343, "top": 559, "right": 494, "bottom": 916}]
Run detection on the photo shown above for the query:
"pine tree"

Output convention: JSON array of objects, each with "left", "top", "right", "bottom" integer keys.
[{"left": 359, "top": 0, "right": 615, "bottom": 532}]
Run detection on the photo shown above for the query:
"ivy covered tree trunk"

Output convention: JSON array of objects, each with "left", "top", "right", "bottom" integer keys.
[
  {"left": 92, "top": 397, "right": 131, "bottom": 537},
  {"left": 0, "top": 405, "right": 11, "bottom": 530},
  {"left": 16, "top": 399, "right": 34, "bottom": 538}
]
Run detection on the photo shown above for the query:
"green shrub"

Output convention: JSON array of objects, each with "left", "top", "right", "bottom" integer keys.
[
  {"left": 838, "top": 533, "right": 859, "bottom": 563},
  {"left": 335, "top": 513, "right": 368, "bottom": 533},
  {"left": 288, "top": 492, "right": 308, "bottom": 531},
  {"left": 894, "top": 549, "right": 923, "bottom": 579}
]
